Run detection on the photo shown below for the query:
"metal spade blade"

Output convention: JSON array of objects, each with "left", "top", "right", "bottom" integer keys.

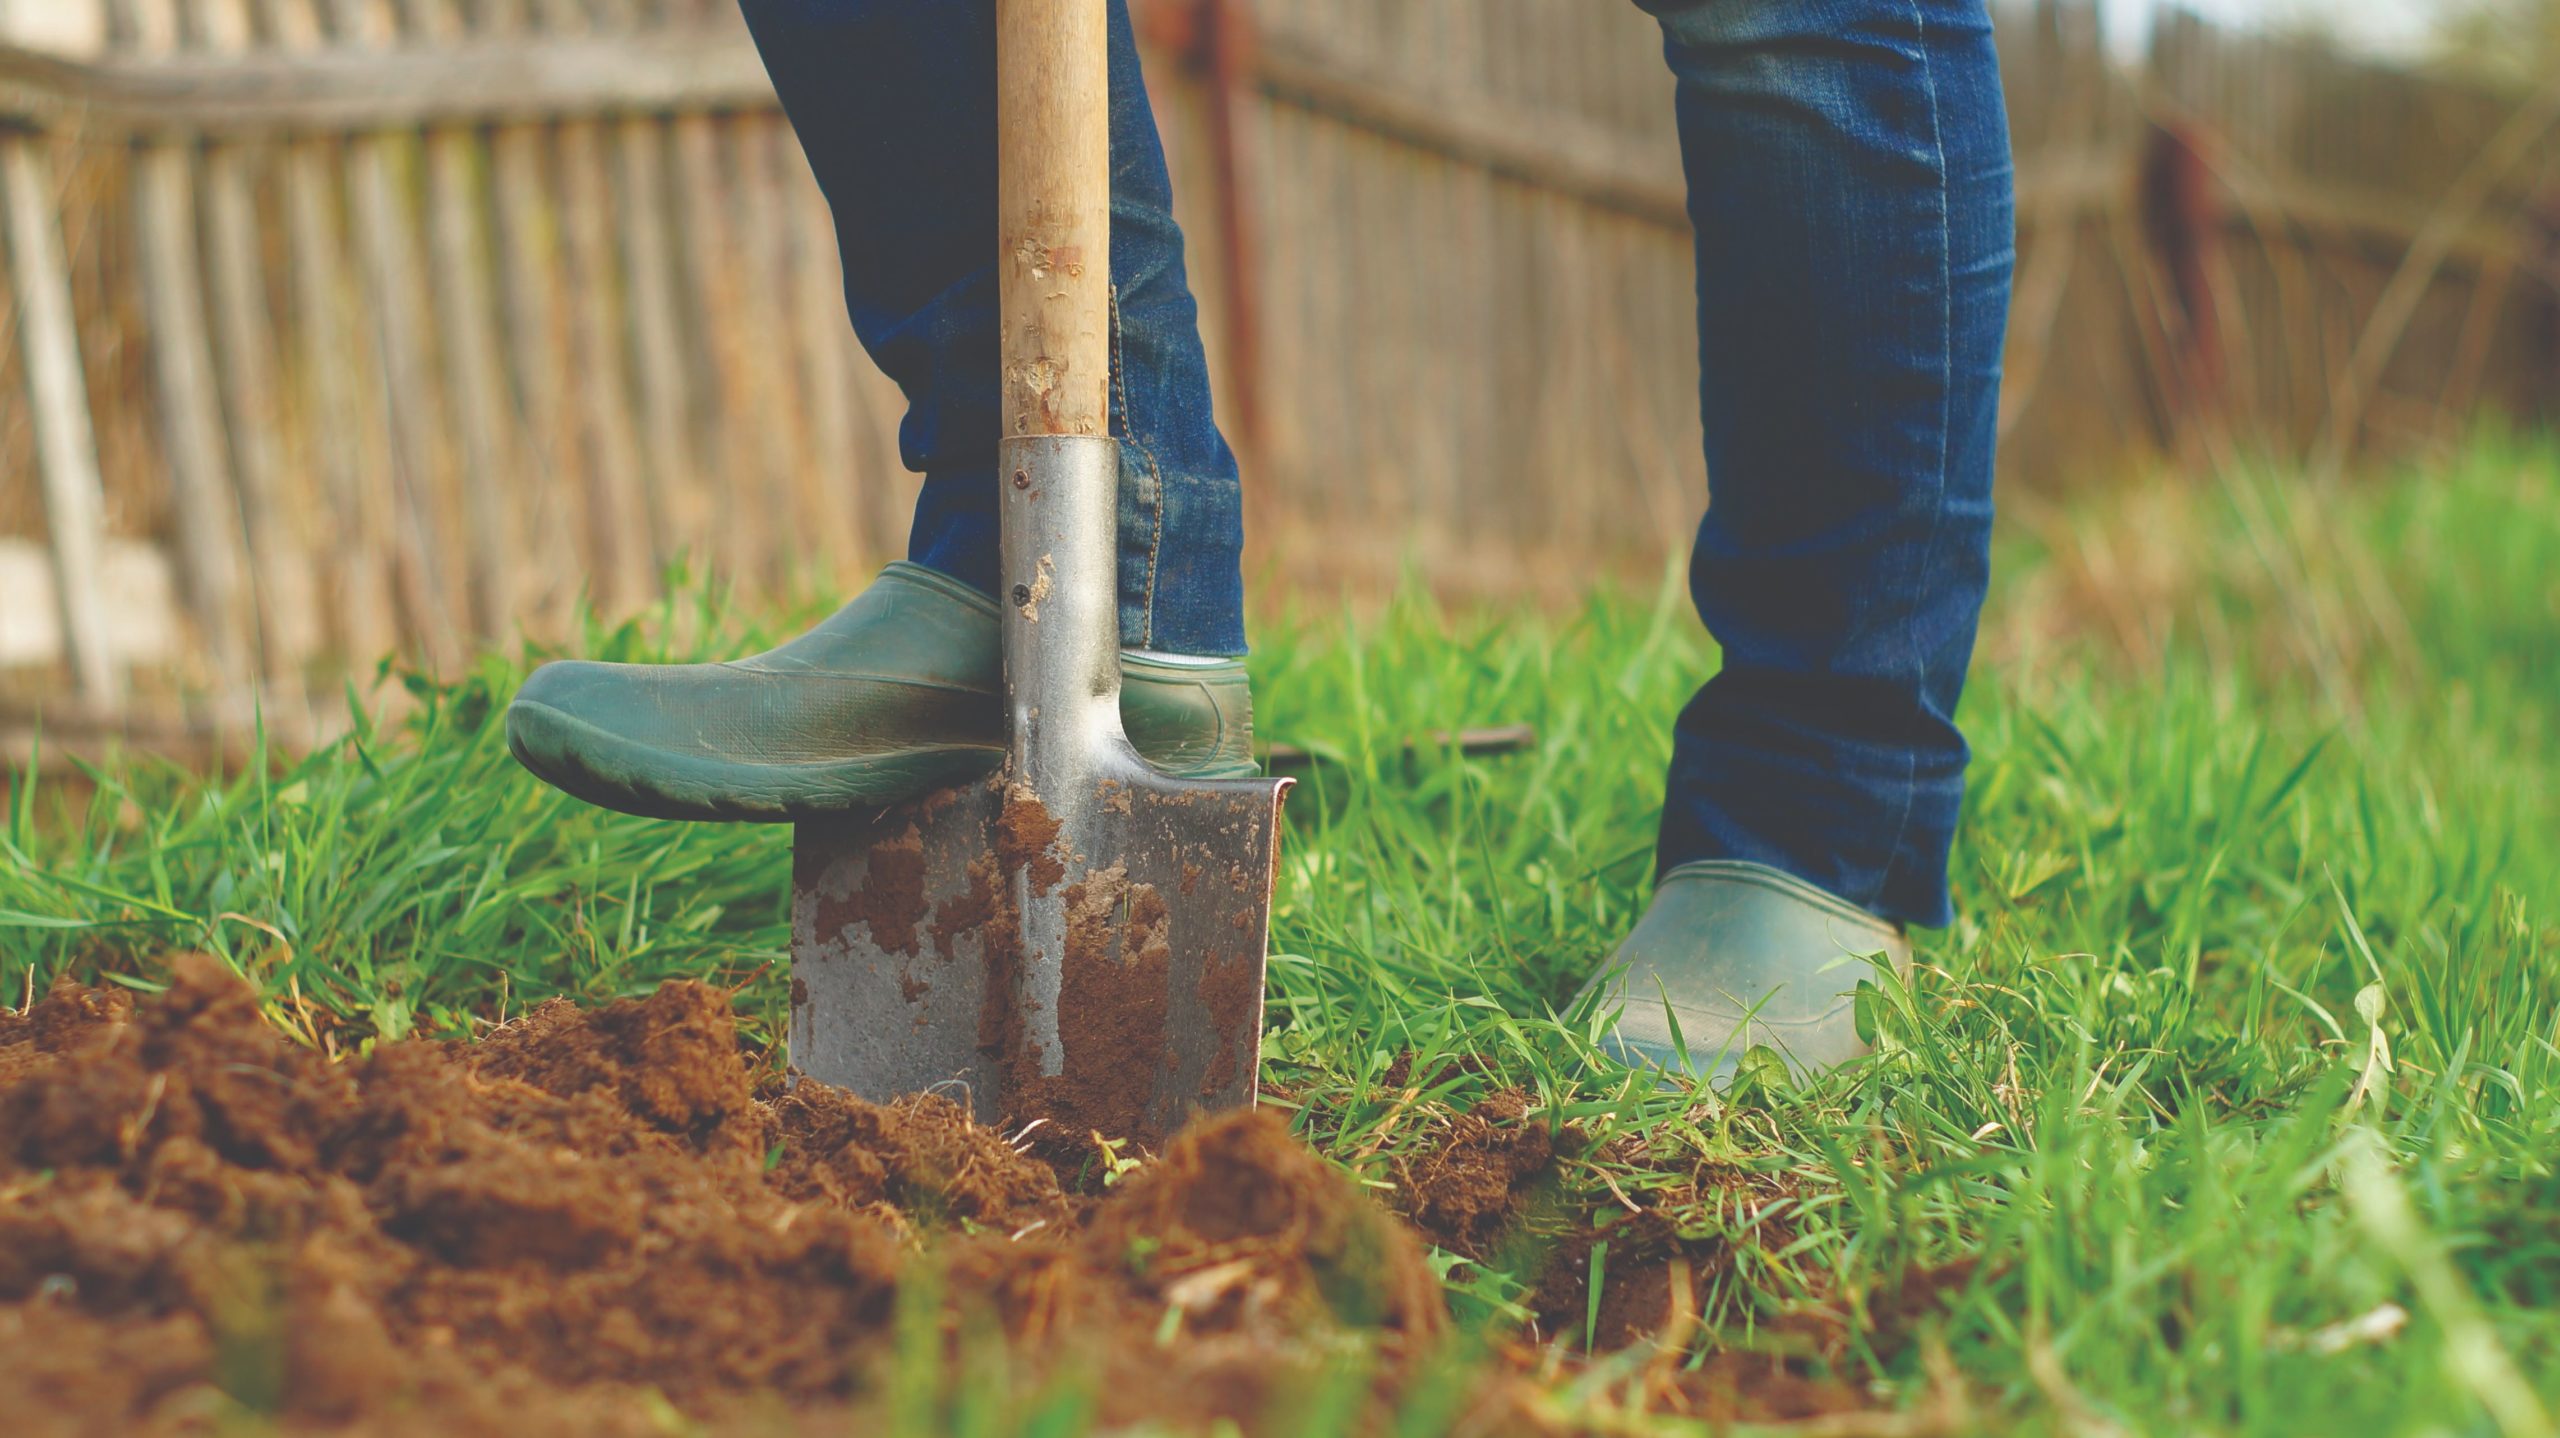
[{"left": 791, "top": 436, "right": 1291, "bottom": 1146}]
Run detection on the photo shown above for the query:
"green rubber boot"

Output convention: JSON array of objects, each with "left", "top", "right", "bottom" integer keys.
[
  {"left": 505, "top": 561, "right": 1255, "bottom": 822},
  {"left": 1577, "top": 860, "right": 1909, "bottom": 1083}
]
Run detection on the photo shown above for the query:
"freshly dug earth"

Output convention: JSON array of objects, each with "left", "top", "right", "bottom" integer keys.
[{"left": 0, "top": 960, "right": 1877, "bottom": 1434}]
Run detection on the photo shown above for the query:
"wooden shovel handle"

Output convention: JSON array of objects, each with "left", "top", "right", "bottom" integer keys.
[{"left": 998, "top": 0, "right": 1111, "bottom": 439}]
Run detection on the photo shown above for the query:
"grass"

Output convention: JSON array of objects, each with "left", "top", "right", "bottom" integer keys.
[{"left": 7, "top": 428, "right": 2560, "bottom": 1434}]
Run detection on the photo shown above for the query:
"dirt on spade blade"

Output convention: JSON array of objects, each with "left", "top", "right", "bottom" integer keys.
[{"left": 0, "top": 959, "right": 1887, "bottom": 1435}]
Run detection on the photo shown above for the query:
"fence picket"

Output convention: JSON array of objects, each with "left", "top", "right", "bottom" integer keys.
[
  {"left": 555, "top": 120, "right": 656, "bottom": 609},
  {"left": 2, "top": 137, "right": 122, "bottom": 704},
  {"left": 668, "top": 110, "right": 766, "bottom": 588},
  {"left": 199, "top": 0, "right": 324, "bottom": 703},
  {"left": 613, "top": 116, "right": 693, "bottom": 572},
  {"left": 412, "top": 0, "right": 524, "bottom": 638},
  {"left": 123, "top": 0, "right": 259, "bottom": 686},
  {"left": 731, "top": 116, "right": 827, "bottom": 583},
  {"left": 475, "top": 0, "right": 583, "bottom": 628},
  {"left": 277, "top": 143, "right": 390, "bottom": 665},
  {"left": 260, "top": 0, "right": 394, "bottom": 668}
]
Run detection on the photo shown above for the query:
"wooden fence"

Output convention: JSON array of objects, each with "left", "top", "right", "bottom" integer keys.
[{"left": 2, "top": 0, "right": 2555, "bottom": 749}]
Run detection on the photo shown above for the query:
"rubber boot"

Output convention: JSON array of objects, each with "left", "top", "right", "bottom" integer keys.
[
  {"left": 1578, "top": 860, "right": 1909, "bottom": 1082},
  {"left": 505, "top": 561, "right": 1254, "bottom": 822}
]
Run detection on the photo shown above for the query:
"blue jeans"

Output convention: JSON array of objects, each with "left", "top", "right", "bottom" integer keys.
[
  {"left": 739, "top": 0, "right": 2013, "bottom": 928},
  {"left": 739, "top": 0, "right": 1245, "bottom": 657}
]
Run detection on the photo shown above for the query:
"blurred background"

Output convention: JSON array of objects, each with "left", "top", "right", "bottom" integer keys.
[{"left": 0, "top": 0, "right": 2553, "bottom": 756}]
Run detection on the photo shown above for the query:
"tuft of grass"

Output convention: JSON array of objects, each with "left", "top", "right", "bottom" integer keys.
[
  {"left": 1, "top": 581, "right": 813, "bottom": 1050},
  {"left": 5, "top": 431, "right": 2559, "bottom": 1432}
]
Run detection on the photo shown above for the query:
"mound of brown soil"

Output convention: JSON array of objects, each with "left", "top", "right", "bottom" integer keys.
[
  {"left": 0, "top": 958, "right": 1446, "bottom": 1435},
  {"left": 0, "top": 959, "right": 1911, "bottom": 1435}
]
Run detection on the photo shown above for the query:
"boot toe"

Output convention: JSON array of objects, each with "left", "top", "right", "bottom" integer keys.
[
  {"left": 1579, "top": 860, "right": 1908, "bottom": 1084},
  {"left": 507, "top": 659, "right": 626, "bottom": 744},
  {"left": 506, "top": 661, "right": 707, "bottom": 818}
]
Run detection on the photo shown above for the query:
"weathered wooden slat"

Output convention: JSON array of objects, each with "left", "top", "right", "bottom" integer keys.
[
  {"left": 133, "top": 149, "right": 261, "bottom": 673},
  {"left": 425, "top": 131, "right": 521, "bottom": 634},
  {"left": 332, "top": 0, "right": 471, "bottom": 668},
  {"left": 416, "top": 0, "right": 522, "bottom": 637},
  {"left": 0, "top": 134, "right": 122, "bottom": 703},
  {"left": 195, "top": 0, "right": 322, "bottom": 712},
  {"left": 0, "top": 0, "right": 107, "bottom": 57},
  {"left": 611, "top": 115, "right": 691, "bottom": 567},
  {"left": 345, "top": 137, "right": 465, "bottom": 668},
  {"left": 203, "top": 141, "right": 327, "bottom": 679},
  {"left": 486, "top": 126, "right": 585, "bottom": 623},
  {"left": 123, "top": 0, "right": 258, "bottom": 686},
  {"left": 1242, "top": 91, "right": 1305, "bottom": 543},
  {"left": 474, "top": 5, "right": 604, "bottom": 611},
  {"left": 269, "top": 0, "right": 403, "bottom": 665},
  {"left": 733, "top": 116, "right": 829, "bottom": 581},
  {"left": 668, "top": 111, "right": 768, "bottom": 586},
  {"left": 557, "top": 116, "right": 658, "bottom": 609},
  {"left": 470, "top": 0, "right": 585, "bottom": 626},
  {"left": 526, "top": 0, "right": 659, "bottom": 609},
  {"left": 280, "top": 137, "right": 399, "bottom": 663}
]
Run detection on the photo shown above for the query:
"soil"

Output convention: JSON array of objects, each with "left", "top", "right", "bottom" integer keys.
[
  {"left": 0, "top": 959, "right": 1906, "bottom": 1435},
  {"left": 810, "top": 828, "right": 931, "bottom": 960},
  {"left": 1391, "top": 1088, "right": 1558, "bottom": 1259},
  {"left": 981, "top": 783, "right": 1202, "bottom": 1152},
  {"left": 1049, "top": 862, "right": 1174, "bottom": 1141}
]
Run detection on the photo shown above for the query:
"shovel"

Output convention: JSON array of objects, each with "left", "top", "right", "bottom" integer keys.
[{"left": 789, "top": 0, "right": 1292, "bottom": 1148}]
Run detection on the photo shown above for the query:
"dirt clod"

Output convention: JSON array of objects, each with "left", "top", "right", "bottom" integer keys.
[{"left": 1393, "top": 1089, "right": 1557, "bottom": 1258}]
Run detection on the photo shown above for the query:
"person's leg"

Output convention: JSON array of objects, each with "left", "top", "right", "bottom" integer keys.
[
  {"left": 505, "top": 0, "right": 1253, "bottom": 822},
  {"left": 1647, "top": 0, "right": 2012, "bottom": 929},
  {"left": 736, "top": 0, "right": 1245, "bottom": 658},
  {"left": 1588, "top": 0, "right": 2013, "bottom": 1076}
]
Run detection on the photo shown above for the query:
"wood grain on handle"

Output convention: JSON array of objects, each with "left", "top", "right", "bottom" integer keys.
[{"left": 998, "top": 0, "right": 1111, "bottom": 438}]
